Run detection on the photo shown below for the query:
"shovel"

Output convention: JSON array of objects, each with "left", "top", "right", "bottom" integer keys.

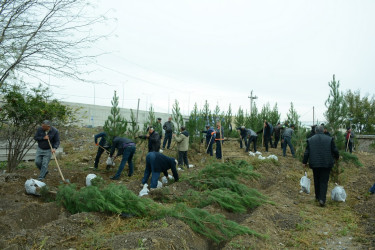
[{"left": 47, "top": 138, "right": 70, "bottom": 184}]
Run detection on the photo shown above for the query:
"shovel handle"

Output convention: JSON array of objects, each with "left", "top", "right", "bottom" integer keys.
[{"left": 47, "top": 138, "right": 65, "bottom": 181}]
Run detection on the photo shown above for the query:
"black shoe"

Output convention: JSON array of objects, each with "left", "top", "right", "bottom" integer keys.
[
  {"left": 319, "top": 200, "right": 325, "bottom": 207},
  {"left": 106, "top": 165, "right": 111, "bottom": 170},
  {"left": 44, "top": 171, "right": 49, "bottom": 178},
  {"left": 110, "top": 176, "right": 119, "bottom": 180},
  {"left": 128, "top": 173, "right": 133, "bottom": 177}
]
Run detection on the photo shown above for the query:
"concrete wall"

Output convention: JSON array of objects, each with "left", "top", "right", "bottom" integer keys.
[
  {"left": 63, "top": 101, "right": 186, "bottom": 128},
  {"left": 356, "top": 135, "right": 375, "bottom": 153}
]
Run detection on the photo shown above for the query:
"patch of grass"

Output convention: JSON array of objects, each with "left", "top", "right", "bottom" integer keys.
[{"left": 340, "top": 151, "right": 363, "bottom": 167}]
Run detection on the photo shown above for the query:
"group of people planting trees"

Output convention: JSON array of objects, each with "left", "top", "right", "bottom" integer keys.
[{"left": 25, "top": 76, "right": 375, "bottom": 202}]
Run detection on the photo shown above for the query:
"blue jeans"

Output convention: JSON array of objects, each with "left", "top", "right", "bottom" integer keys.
[
  {"left": 142, "top": 152, "right": 161, "bottom": 188},
  {"left": 239, "top": 136, "right": 247, "bottom": 149},
  {"left": 283, "top": 137, "right": 295, "bottom": 157},
  {"left": 162, "top": 132, "right": 172, "bottom": 149},
  {"left": 113, "top": 146, "right": 136, "bottom": 178},
  {"left": 35, "top": 147, "right": 52, "bottom": 180},
  {"left": 370, "top": 183, "right": 375, "bottom": 194}
]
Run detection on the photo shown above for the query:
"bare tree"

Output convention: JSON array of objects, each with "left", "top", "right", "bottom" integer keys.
[{"left": 0, "top": 0, "right": 110, "bottom": 86}]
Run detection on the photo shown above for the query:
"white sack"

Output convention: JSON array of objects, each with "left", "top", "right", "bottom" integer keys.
[
  {"left": 86, "top": 174, "right": 97, "bottom": 186},
  {"left": 331, "top": 185, "right": 347, "bottom": 202},
  {"left": 25, "top": 179, "right": 46, "bottom": 195},
  {"left": 157, "top": 181, "right": 163, "bottom": 189},
  {"left": 139, "top": 183, "right": 149, "bottom": 197},
  {"left": 300, "top": 172, "right": 310, "bottom": 194}
]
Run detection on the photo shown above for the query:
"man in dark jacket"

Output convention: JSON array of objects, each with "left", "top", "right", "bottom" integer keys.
[
  {"left": 303, "top": 125, "right": 339, "bottom": 207},
  {"left": 94, "top": 131, "right": 110, "bottom": 169},
  {"left": 138, "top": 127, "right": 161, "bottom": 152},
  {"left": 109, "top": 136, "right": 136, "bottom": 180},
  {"left": 141, "top": 152, "right": 179, "bottom": 188},
  {"left": 214, "top": 122, "right": 224, "bottom": 159},
  {"left": 273, "top": 122, "right": 282, "bottom": 148},
  {"left": 34, "top": 120, "right": 60, "bottom": 181},
  {"left": 162, "top": 117, "right": 175, "bottom": 150},
  {"left": 307, "top": 125, "right": 317, "bottom": 139},
  {"left": 202, "top": 125, "right": 215, "bottom": 156},
  {"left": 257, "top": 121, "right": 272, "bottom": 152},
  {"left": 237, "top": 126, "right": 248, "bottom": 149}
]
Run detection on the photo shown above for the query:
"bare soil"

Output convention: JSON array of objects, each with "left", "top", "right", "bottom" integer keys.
[{"left": 0, "top": 128, "right": 374, "bottom": 249}]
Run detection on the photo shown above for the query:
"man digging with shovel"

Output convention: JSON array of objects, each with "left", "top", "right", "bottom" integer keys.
[{"left": 34, "top": 120, "right": 60, "bottom": 181}]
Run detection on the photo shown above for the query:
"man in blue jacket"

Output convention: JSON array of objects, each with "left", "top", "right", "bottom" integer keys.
[
  {"left": 237, "top": 126, "right": 248, "bottom": 150},
  {"left": 109, "top": 136, "right": 136, "bottom": 180},
  {"left": 34, "top": 120, "right": 60, "bottom": 181},
  {"left": 94, "top": 131, "right": 110, "bottom": 169},
  {"left": 141, "top": 152, "right": 179, "bottom": 188},
  {"left": 303, "top": 125, "right": 339, "bottom": 207}
]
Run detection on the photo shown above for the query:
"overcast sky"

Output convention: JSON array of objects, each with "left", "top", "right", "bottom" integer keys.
[{"left": 46, "top": 0, "right": 375, "bottom": 123}]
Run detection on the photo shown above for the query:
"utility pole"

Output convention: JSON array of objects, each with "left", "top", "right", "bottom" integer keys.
[
  {"left": 248, "top": 90, "right": 258, "bottom": 115},
  {"left": 313, "top": 106, "right": 315, "bottom": 125}
]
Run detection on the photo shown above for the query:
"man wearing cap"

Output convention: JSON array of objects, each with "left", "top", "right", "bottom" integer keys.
[
  {"left": 236, "top": 126, "right": 248, "bottom": 150},
  {"left": 138, "top": 126, "right": 161, "bottom": 152},
  {"left": 202, "top": 124, "right": 215, "bottom": 156},
  {"left": 162, "top": 117, "right": 174, "bottom": 150},
  {"left": 34, "top": 120, "right": 60, "bottom": 181}
]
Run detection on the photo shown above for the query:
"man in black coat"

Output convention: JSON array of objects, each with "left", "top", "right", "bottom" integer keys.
[
  {"left": 257, "top": 121, "right": 271, "bottom": 152},
  {"left": 138, "top": 127, "right": 161, "bottom": 152},
  {"left": 273, "top": 122, "right": 282, "bottom": 148},
  {"left": 141, "top": 152, "right": 179, "bottom": 188},
  {"left": 303, "top": 125, "right": 339, "bottom": 207},
  {"left": 109, "top": 136, "right": 136, "bottom": 180}
]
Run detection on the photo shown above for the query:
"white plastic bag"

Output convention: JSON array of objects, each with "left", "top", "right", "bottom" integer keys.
[
  {"left": 161, "top": 176, "right": 168, "bottom": 184},
  {"left": 258, "top": 155, "right": 266, "bottom": 160},
  {"left": 249, "top": 152, "right": 256, "bottom": 157},
  {"left": 267, "top": 155, "right": 278, "bottom": 161},
  {"left": 300, "top": 172, "right": 310, "bottom": 194},
  {"left": 139, "top": 183, "right": 149, "bottom": 197},
  {"left": 331, "top": 184, "right": 347, "bottom": 202},
  {"left": 106, "top": 157, "right": 115, "bottom": 166},
  {"left": 157, "top": 181, "right": 163, "bottom": 189},
  {"left": 255, "top": 151, "right": 262, "bottom": 155},
  {"left": 168, "top": 174, "right": 174, "bottom": 180},
  {"left": 25, "top": 179, "right": 46, "bottom": 195},
  {"left": 86, "top": 174, "right": 97, "bottom": 186}
]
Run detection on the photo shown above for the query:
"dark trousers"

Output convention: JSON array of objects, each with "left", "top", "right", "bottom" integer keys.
[
  {"left": 274, "top": 136, "right": 280, "bottom": 148},
  {"left": 215, "top": 140, "right": 222, "bottom": 159},
  {"left": 94, "top": 147, "right": 105, "bottom": 168},
  {"left": 142, "top": 152, "right": 161, "bottom": 188},
  {"left": 163, "top": 132, "right": 172, "bottom": 149},
  {"left": 178, "top": 151, "right": 189, "bottom": 167},
  {"left": 345, "top": 140, "right": 353, "bottom": 153},
  {"left": 264, "top": 137, "right": 270, "bottom": 152},
  {"left": 113, "top": 146, "right": 136, "bottom": 178},
  {"left": 206, "top": 139, "right": 214, "bottom": 156},
  {"left": 246, "top": 136, "right": 257, "bottom": 152},
  {"left": 239, "top": 136, "right": 247, "bottom": 149},
  {"left": 312, "top": 168, "right": 331, "bottom": 203}
]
